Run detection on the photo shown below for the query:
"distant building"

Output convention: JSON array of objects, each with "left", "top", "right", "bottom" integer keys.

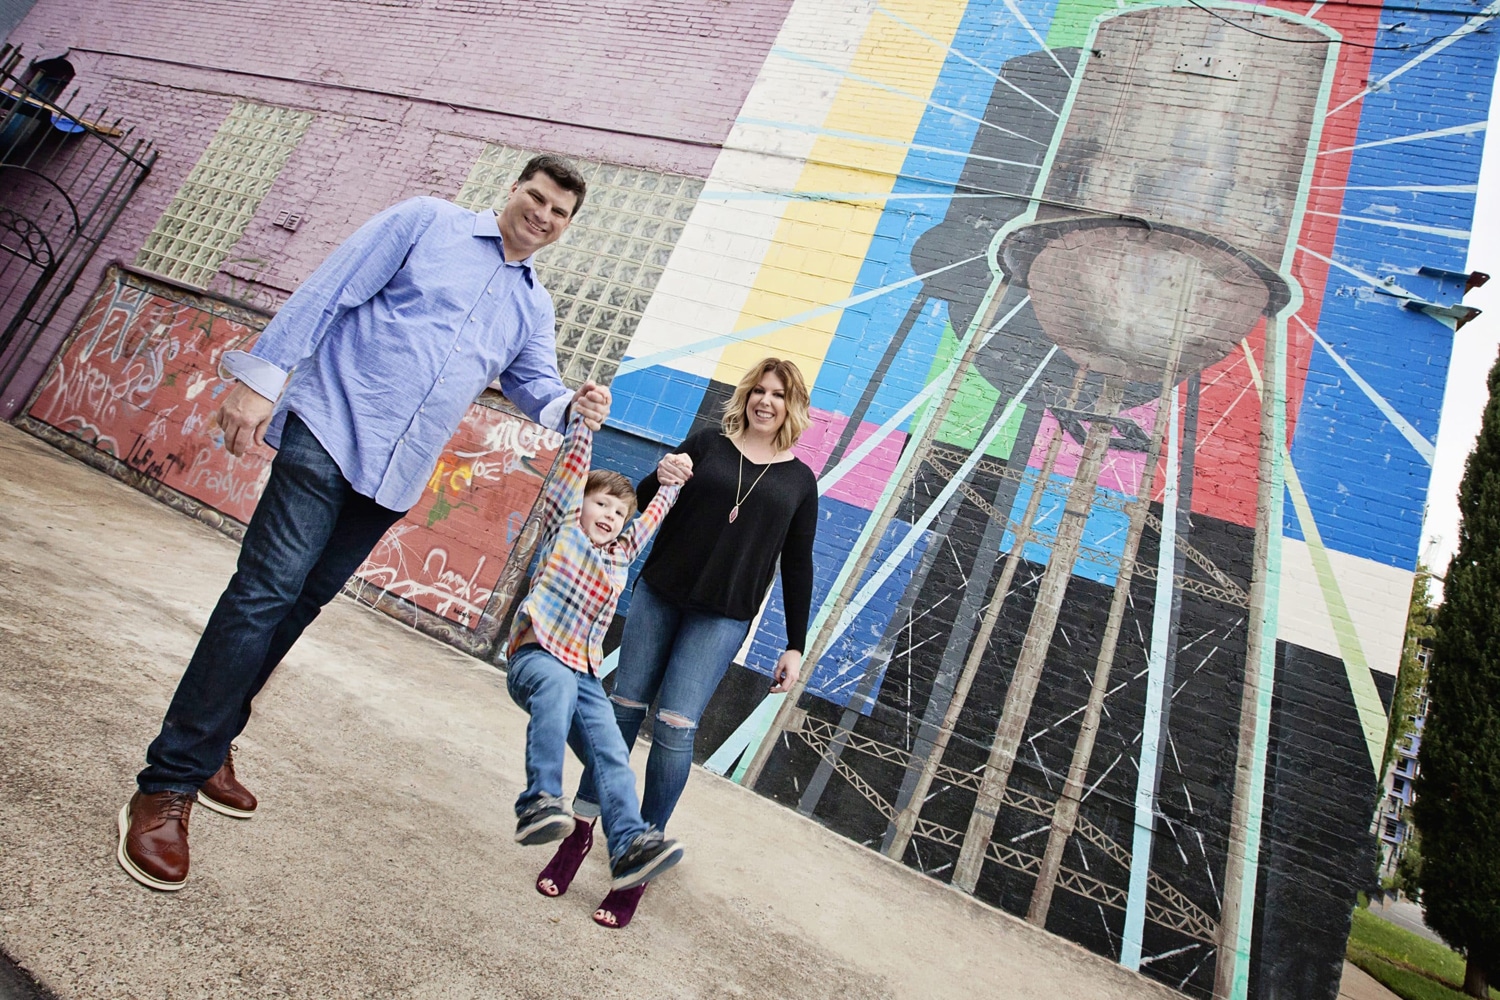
[{"left": 1379, "top": 655, "right": 1430, "bottom": 875}]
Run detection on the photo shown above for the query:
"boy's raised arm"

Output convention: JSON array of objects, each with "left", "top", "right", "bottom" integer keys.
[
  {"left": 616, "top": 480, "right": 681, "bottom": 562},
  {"left": 536, "top": 412, "right": 593, "bottom": 531}
]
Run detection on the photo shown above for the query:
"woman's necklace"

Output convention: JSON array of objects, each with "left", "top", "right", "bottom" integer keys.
[{"left": 729, "top": 447, "right": 773, "bottom": 524}]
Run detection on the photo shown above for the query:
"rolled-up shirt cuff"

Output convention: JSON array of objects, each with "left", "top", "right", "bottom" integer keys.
[
  {"left": 219, "top": 350, "right": 289, "bottom": 402},
  {"left": 536, "top": 392, "right": 571, "bottom": 434}
]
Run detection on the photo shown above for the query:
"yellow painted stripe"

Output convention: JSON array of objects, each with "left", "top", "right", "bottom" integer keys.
[{"left": 715, "top": 0, "right": 969, "bottom": 386}]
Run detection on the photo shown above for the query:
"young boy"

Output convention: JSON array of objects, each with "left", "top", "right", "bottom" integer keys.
[{"left": 505, "top": 410, "right": 690, "bottom": 891}]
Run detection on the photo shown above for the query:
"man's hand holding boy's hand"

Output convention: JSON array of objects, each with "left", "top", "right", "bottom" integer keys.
[
  {"left": 571, "top": 380, "right": 612, "bottom": 430},
  {"left": 657, "top": 453, "right": 693, "bottom": 487}
]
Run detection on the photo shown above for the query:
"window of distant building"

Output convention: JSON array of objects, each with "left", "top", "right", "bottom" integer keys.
[
  {"left": 135, "top": 101, "right": 312, "bottom": 288},
  {"left": 455, "top": 143, "right": 702, "bottom": 388}
]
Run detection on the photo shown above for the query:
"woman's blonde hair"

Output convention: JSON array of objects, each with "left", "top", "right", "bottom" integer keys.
[{"left": 720, "top": 357, "right": 811, "bottom": 454}]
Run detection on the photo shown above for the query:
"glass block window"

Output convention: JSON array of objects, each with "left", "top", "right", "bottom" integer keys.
[
  {"left": 136, "top": 102, "right": 313, "bottom": 288},
  {"left": 455, "top": 144, "right": 702, "bottom": 387}
]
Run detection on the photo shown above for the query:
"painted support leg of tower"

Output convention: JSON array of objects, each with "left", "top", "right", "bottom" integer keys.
[
  {"left": 884, "top": 367, "right": 1087, "bottom": 861},
  {"left": 797, "top": 396, "right": 1047, "bottom": 819},
  {"left": 951, "top": 375, "right": 1125, "bottom": 893},
  {"left": 1214, "top": 321, "right": 1287, "bottom": 1000},
  {"left": 1025, "top": 372, "right": 1177, "bottom": 924}
]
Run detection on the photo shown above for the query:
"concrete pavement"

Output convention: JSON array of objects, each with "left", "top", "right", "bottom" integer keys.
[
  {"left": 0, "top": 422, "right": 1178, "bottom": 1000},
  {"left": 1339, "top": 962, "right": 1401, "bottom": 1000},
  {"left": 1368, "top": 897, "right": 1443, "bottom": 945}
]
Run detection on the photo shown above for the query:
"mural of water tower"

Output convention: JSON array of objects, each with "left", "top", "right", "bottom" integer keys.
[{"left": 747, "top": 4, "right": 1343, "bottom": 996}]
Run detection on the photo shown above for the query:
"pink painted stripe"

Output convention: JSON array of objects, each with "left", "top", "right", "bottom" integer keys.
[{"left": 796, "top": 409, "right": 909, "bottom": 511}]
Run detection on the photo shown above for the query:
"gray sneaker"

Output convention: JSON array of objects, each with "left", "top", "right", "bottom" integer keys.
[
  {"left": 515, "top": 796, "right": 575, "bottom": 845},
  {"left": 610, "top": 829, "right": 684, "bottom": 890}
]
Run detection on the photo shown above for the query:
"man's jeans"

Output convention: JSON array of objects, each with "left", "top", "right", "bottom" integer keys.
[
  {"left": 506, "top": 644, "right": 648, "bottom": 864},
  {"left": 574, "top": 579, "right": 750, "bottom": 831},
  {"left": 138, "top": 414, "right": 405, "bottom": 794}
]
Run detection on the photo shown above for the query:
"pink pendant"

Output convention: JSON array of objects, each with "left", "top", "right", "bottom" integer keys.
[{"left": 728, "top": 505, "right": 739, "bottom": 524}]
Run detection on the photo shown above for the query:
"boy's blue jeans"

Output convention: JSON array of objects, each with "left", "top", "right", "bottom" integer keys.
[{"left": 506, "top": 644, "right": 648, "bottom": 864}]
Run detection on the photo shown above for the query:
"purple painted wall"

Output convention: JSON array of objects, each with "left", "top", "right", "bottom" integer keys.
[{"left": 0, "top": 0, "right": 794, "bottom": 414}]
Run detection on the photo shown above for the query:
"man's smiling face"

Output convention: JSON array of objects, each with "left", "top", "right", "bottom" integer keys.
[{"left": 497, "top": 172, "right": 577, "bottom": 261}]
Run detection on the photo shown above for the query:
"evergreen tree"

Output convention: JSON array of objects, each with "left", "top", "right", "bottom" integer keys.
[{"left": 1416, "top": 353, "right": 1500, "bottom": 998}]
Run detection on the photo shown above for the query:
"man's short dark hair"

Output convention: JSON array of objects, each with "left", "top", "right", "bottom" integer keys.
[{"left": 518, "top": 154, "right": 587, "bottom": 217}]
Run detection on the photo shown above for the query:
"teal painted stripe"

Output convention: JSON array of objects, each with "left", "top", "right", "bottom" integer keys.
[
  {"left": 1229, "top": 319, "right": 1290, "bottom": 1000},
  {"left": 1121, "top": 389, "right": 1180, "bottom": 970},
  {"left": 705, "top": 693, "right": 785, "bottom": 776}
]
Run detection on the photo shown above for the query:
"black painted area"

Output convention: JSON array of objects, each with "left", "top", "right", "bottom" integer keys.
[
  {"left": 1250, "top": 642, "right": 1381, "bottom": 1000},
  {"left": 715, "top": 496, "right": 1382, "bottom": 999}
]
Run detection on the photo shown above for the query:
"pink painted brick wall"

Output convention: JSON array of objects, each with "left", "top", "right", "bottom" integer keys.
[{"left": 1, "top": 0, "right": 793, "bottom": 413}]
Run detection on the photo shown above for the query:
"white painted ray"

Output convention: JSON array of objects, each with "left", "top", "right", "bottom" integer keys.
[
  {"left": 731, "top": 116, "right": 1045, "bottom": 171},
  {"left": 617, "top": 252, "right": 987, "bottom": 376},
  {"left": 1202, "top": 349, "right": 1248, "bottom": 392},
  {"left": 1306, "top": 209, "right": 1470, "bottom": 240},
  {"left": 816, "top": 295, "right": 1034, "bottom": 495},
  {"left": 1306, "top": 0, "right": 1326, "bottom": 14},
  {"left": 1002, "top": 0, "right": 1074, "bottom": 79},
  {"left": 1294, "top": 314, "right": 1435, "bottom": 464},
  {"left": 1198, "top": 380, "right": 1255, "bottom": 451},
  {"left": 816, "top": 346, "right": 1060, "bottom": 651},
  {"left": 1311, "top": 183, "right": 1477, "bottom": 193},
  {"left": 1319, "top": 120, "right": 1486, "bottom": 156},
  {"left": 1296, "top": 244, "right": 1419, "bottom": 297},
  {"left": 1143, "top": 944, "right": 1201, "bottom": 968},
  {"left": 1179, "top": 952, "right": 1216, "bottom": 992},
  {"left": 1121, "top": 388, "right": 1181, "bottom": 971},
  {"left": 770, "top": 47, "right": 1047, "bottom": 146},
  {"left": 1328, "top": 0, "right": 1500, "bottom": 117},
  {"left": 873, "top": 3, "right": 1061, "bottom": 118}
]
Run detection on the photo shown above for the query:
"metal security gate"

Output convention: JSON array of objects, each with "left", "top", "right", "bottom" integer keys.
[{"left": 0, "top": 43, "right": 155, "bottom": 414}]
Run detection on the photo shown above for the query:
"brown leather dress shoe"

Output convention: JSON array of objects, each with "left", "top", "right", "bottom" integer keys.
[
  {"left": 198, "top": 745, "right": 257, "bottom": 818},
  {"left": 116, "top": 790, "right": 193, "bottom": 891}
]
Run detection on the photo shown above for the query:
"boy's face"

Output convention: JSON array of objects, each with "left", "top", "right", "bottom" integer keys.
[{"left": 581, "top": 490, "right": 631, "bottom": 546}]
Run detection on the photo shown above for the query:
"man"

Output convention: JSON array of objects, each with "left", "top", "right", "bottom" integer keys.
[{"left": 117, "top": 154, "right": 610, "bottom": 891}]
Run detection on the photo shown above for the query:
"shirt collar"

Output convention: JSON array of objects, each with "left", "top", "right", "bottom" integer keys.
[{"left": 474, "top": 209, "right": 535, "bottom": 286}]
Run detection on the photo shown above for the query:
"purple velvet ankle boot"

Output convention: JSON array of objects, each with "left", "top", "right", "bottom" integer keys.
[
  {"left": 592, "top": 883, "right": 648, "bottom": 928},
  {"left": 535, "top": 818, "right": 594, "bottom": 897}
]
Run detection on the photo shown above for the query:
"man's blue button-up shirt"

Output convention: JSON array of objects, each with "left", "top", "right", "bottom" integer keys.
[{"left": 222, "top": 197, "right": 571, "bottom": 511}]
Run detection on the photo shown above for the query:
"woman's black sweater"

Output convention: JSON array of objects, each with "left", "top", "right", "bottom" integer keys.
[{"left": 636, "top": 427, "right": 819, "bottom": 651}]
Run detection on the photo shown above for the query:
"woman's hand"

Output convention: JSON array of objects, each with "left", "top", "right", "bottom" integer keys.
[
  {"left": 657, "top": 452, "right": 693, "bottom": 486},
  {"left": 769, "top": 649, "right": 802, "bottom": 693}
]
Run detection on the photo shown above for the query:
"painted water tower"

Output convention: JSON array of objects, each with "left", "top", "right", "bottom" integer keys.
[{"left": 752, "top": 5, "right": 1341, "bottom": 996}]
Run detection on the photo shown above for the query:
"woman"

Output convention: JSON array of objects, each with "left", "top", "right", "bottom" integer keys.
[{"left": 536, "top": 357, "right": 819, "bottom": 927}]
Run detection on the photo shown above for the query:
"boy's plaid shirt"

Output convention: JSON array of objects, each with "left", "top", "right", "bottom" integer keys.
[{"left": 508, "top": 414, "right": 679, "bottom": 675}]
